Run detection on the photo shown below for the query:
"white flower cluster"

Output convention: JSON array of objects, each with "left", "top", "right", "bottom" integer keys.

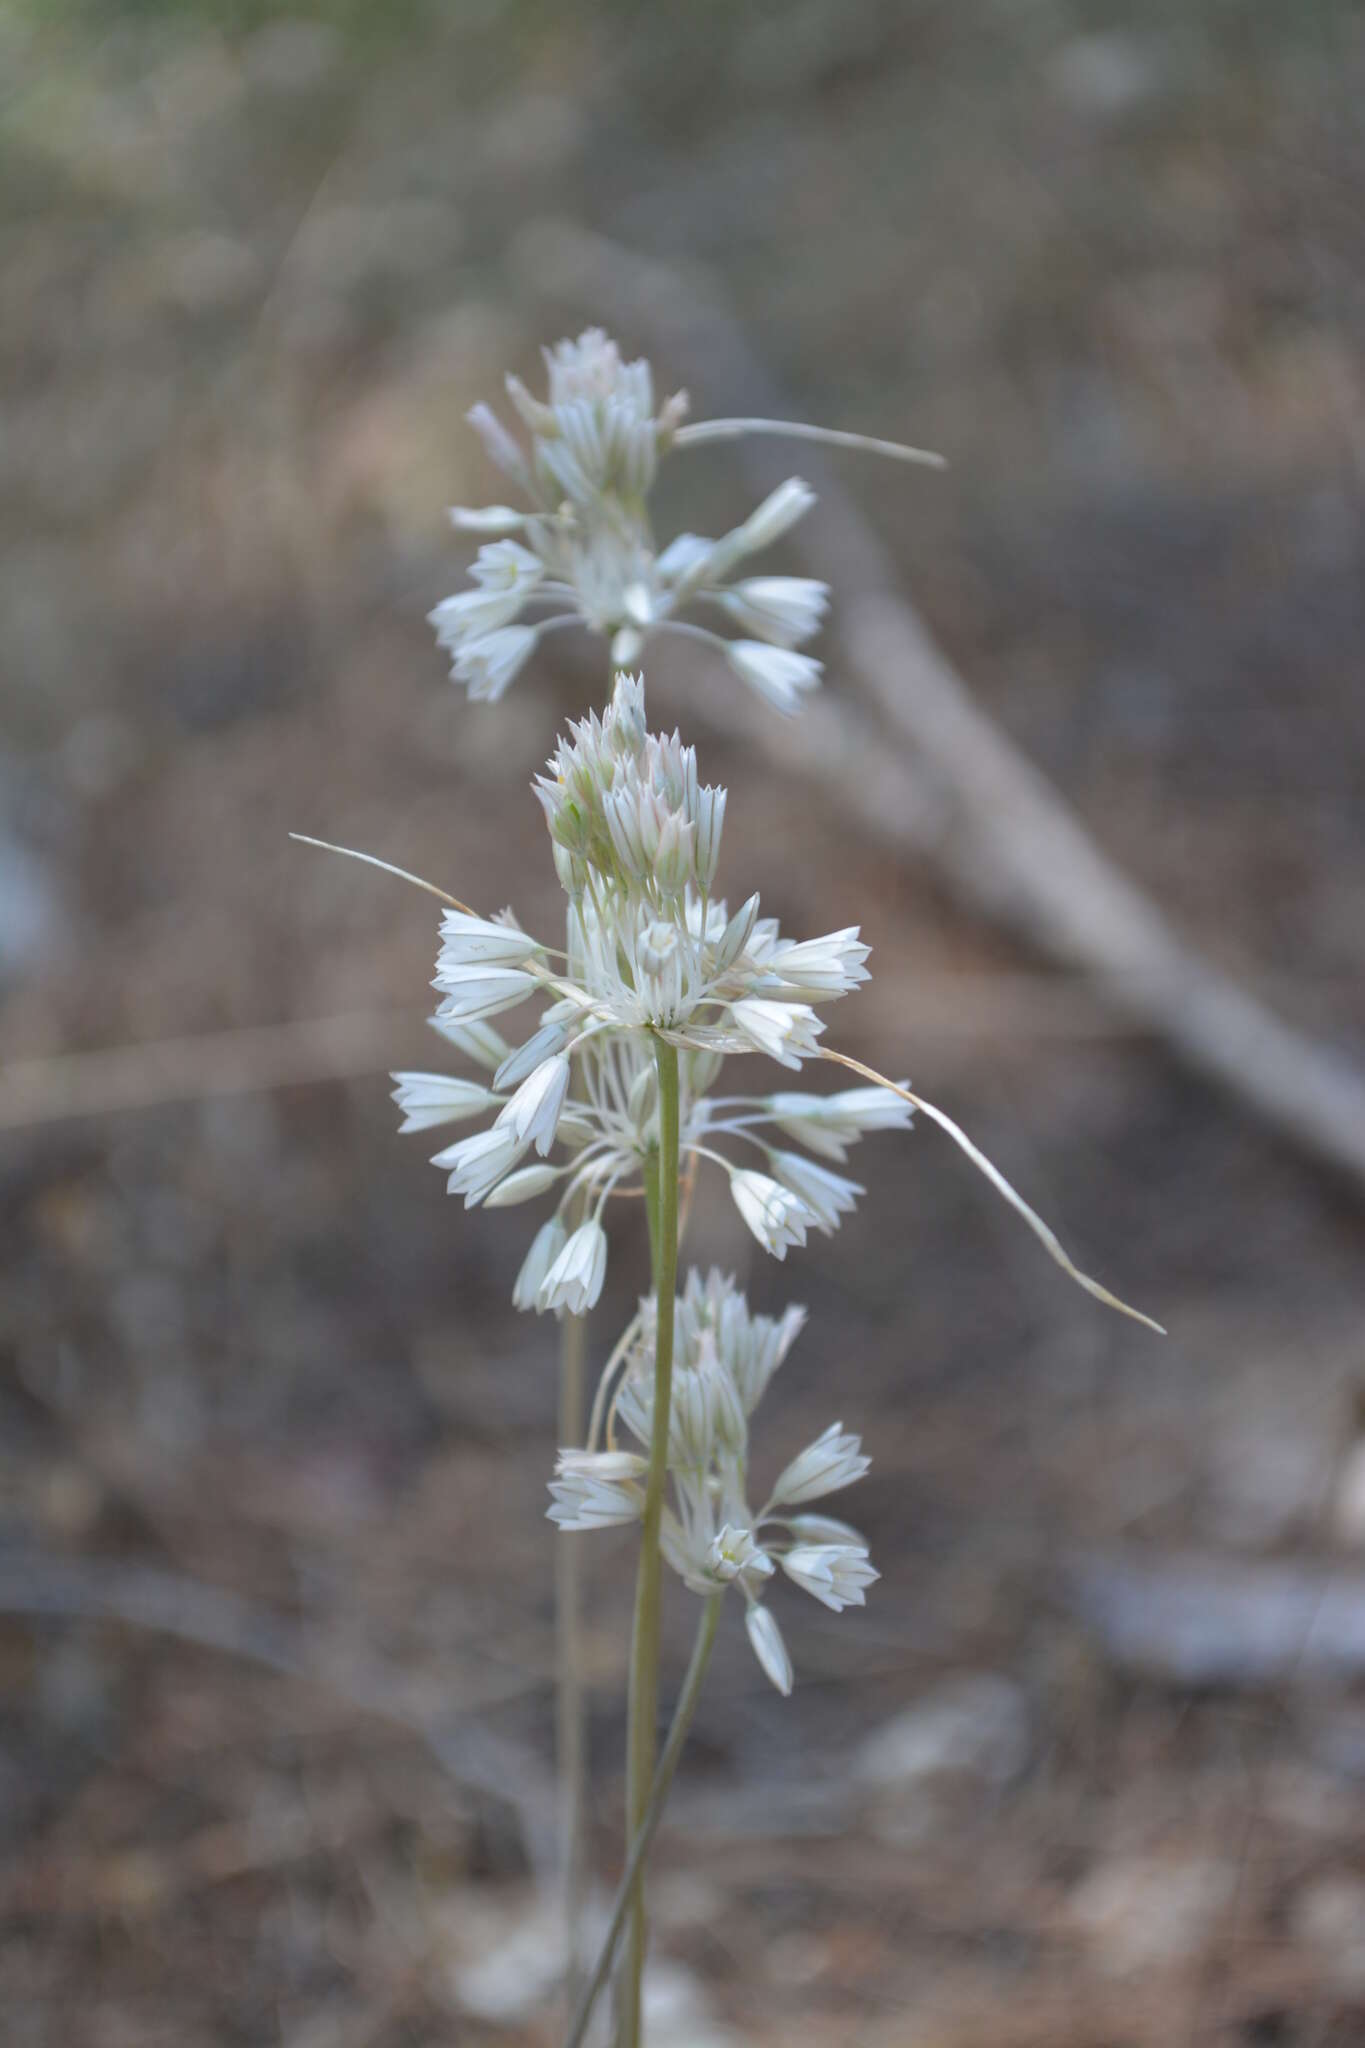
[
  {"left": 547, "top": 1269, "right": 877, "bottom": 1694},
  {"left": 430, "top": 328, "right": 827, "bottom": 714},
  {"left": 391, "top": 674, "right": 911, "bottom": 1310}
]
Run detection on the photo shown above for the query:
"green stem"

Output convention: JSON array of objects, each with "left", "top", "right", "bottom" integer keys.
[
  {"left": 618, "top": 1037, "right": 680, "bottom": 2046},
  {"left": 556, "top": 1307, "right": 588, "bottom": 2014},
  {"left": 566, "top": 1594, "right": 722, "bottom": 2048}
]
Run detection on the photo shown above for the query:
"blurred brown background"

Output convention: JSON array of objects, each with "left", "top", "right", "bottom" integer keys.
[{"left": 2, "top": 2, "right": 1365, "bottom": 2042}]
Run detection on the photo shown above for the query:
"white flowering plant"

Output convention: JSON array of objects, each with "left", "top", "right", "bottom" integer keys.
[{"left": 298, "top": 330, "right": 1158, "bottom": 2048}]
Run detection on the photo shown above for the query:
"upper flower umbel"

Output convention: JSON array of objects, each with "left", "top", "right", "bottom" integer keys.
[{"left": 430, "top": 329, "right": 828, "bottom": 714}]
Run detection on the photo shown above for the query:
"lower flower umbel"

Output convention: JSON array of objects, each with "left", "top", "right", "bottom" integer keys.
[{"left": 547, "top": 1268, "right": 877, "bottom": 1696}]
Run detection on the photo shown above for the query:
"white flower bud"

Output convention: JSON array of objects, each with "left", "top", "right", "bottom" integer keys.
[
  {"left": 745, "top": 1603, "right": 794, "bottom": 1696},
  {"left": 465, "top": 401, "right": 530, "bottom": 484},
  {"left": 604, "top": 787, "right": 649, "bottom": 878},
  {"left": 483, "top": 1163, "right": 561, "bottom": 1206},
  {"left": 503, "top": 373, "right": 558, "bottom": 436},
  {"left": 693, "top": 785, "right": 727, "bottom": 892},
  {"left": 493, "top": 1019, "right": 571, "bottom": 1091},
  {"left": 636, "top": 919, "right": 687, "bottom": 1023},
  {"left": 607, "top": 670, "right": 648, "bottom": 751},
  {"left": 653, "top": 811, "right": 695, "bottom": 896},
  {"left": 536, "top": 435, "right": 594, "bottom": 506},
  {"left": 721, "top": 478, "right": 816, "bottom": 564},
  {"left": 712, "top": 892, "right": 760, "bottom": 974},
  {"left": 626, "top": 1060, "right": 658, "bottom": 1131}
]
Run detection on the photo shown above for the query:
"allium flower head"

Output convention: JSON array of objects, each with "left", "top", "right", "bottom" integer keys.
[
  {"left": 389, "top": 674, "right": 911, "bottom": 1300},
  {"left": 432, "top": 330, "right": 832, "bottom": 712},
  {"left": 549, "top": 1267, "right": 874, "bottom": 1694}
]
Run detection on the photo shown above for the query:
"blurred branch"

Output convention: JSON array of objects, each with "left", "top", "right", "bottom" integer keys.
[
  {"left": 0, "top": 1552, "right": 558, "bottom": 1876},
  {"left": 0, "top": 1008, "right": 418, "bottom": 1129},
  {"left": 0, "top": 978, "right": 1138, "bottom": 1131},
  {"left": 515, "top": 223, "right": 1365, "bottom": 1190}
]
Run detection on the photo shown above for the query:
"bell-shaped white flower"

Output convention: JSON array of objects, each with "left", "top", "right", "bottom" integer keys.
[
  {"left": 724, "top": 641, "right": 822, "bottom": 716},
  {"left": 538, "top": 1219, "right": 608, "bottom": 1314},
  {"left": 745, "top": 1602, "right": 794, "bottom": 1696},
  {"left": 495, "top": 1053, "right": 571, "bottom": 1156},
  {"left": 729, "top": 1169, "right": 815, "bottom": 1259},
  {"left": 706, "top": 1525, "right": 775, "bottom": 1593},
  {"left": 716, "top": 576, "right": 828, "bottom": 648},
  {"left": 432, "top": 1125, "right": 530, "bottom": 1207},
  {"left": 769, "top": 1422, "right": 870, "bottom": 1508},
  {"left": 766, "top": 1083, "right": 914, "bottom": 1162},
  {"left": 433, "top": 964, "right": 540, "bottom": 1025},
  {"left": 762, "top": 929, "right": 870, "bottom": 1000},
  {"left": 437, "top": 910, "right": 544, "bottom": 968},
  {"left": 767, "top": 1152, "right": 863, "bottom": 1235},
  {"left": 729, "top": 997, "right": 825, "bottom": 1068},
  {"left": 779, "top": 1543, "right": 879, "bottom": 1612},
  {"left": 390, "top": 1072, "right": 499, "bottom": 1134},
  {"left": 547, "top": 1447, "right": 646, "bottom": 1530},
  {"left": 513, "top": 1216, "right": 566, "bottom": 1313},
  {"left": 428, "top": 539, "right": 543, "bottom": 647},
  {"left": 469, "top": 537, "right": 544, "bottom": 594},
  {"left": 464, "top": 400, "right": 532, "bottom": 485},
  {"left": 452, "top": 624, "right": 538, "bottom": 702}
]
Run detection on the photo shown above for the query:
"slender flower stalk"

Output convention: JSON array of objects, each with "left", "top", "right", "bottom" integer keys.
[
  {"left": 556, "top": 1306, "right": 589, "bottom": 2011},
  {"left": 565, "top": 1594, "right": 723, "bottom": 2048},
  {"left": 619, "top": 1038, "right": 680, "bottom": 2046}
]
